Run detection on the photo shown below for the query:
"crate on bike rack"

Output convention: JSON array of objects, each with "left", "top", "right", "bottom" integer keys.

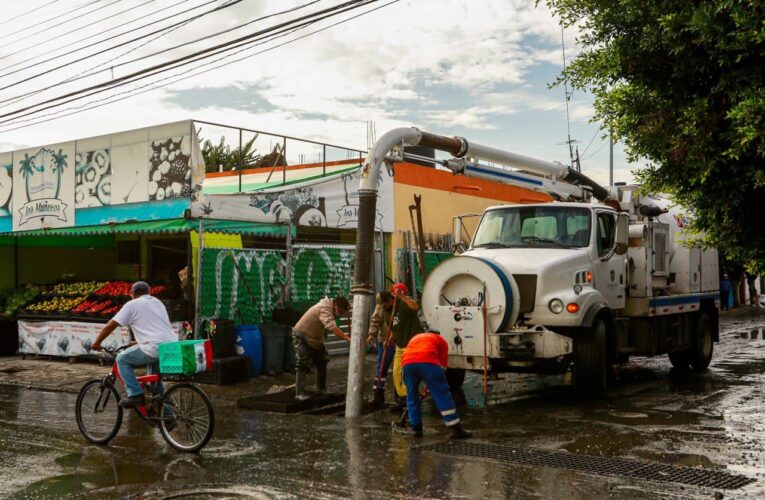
[{"left": 159, "top": 339, "right": 213, "bottom": 375}]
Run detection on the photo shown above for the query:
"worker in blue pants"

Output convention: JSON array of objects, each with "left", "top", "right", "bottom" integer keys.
[{"left": 401, "top": 332, "right": 471, "bottom": 439}]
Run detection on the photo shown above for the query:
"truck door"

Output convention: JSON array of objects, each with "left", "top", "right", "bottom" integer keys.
[{"left": 593, "top": 211, "right": 626, "bottom": 308}]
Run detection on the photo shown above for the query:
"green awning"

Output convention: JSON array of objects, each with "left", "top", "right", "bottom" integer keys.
[{"left": 3, "top": 218, "right": 292, "bottom": 238}]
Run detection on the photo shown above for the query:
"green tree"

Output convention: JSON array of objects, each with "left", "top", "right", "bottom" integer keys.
[
  {"left": 545, "top": 1, "right": 765, "bottom": 271},
  {"left": 200, "top": 134, "right": 262, "bottom": 173}
]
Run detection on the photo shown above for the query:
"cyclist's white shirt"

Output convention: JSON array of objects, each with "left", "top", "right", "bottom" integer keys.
[{"left": 113, "top": 295, "right": 176, "bottom": 357}]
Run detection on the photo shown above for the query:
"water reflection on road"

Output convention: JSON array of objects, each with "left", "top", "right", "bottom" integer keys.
[{"left": 2, "top": 316, "right": 765, "bottom": 498}]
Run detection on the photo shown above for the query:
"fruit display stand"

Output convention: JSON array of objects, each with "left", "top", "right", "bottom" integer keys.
[{"left": 16, "top": 280, "right": 182, "bottom": 358}]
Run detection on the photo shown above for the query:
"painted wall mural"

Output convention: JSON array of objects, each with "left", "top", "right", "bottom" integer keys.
[
  {"left": 289, "top": 246, "right": 354, "bottom": 303},
  {"left": 1, "top": 120, "right": 203, "bottom": 231},
  {"left": 75, "top": 149, "right": 111, "bottom": 208},
  {"left": 149, "top": 136, "right": 192, "bottom": 201},
  {"left": 192, "top": 166, "right": 394, "bottom": 232},
  {"left": 0, "top": 152, "right": 11, "bottom": 217}
]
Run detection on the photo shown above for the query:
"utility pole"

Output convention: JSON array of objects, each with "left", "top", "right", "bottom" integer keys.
[{"left": 609, "top": 134, "right": 614, "bottom": 186}]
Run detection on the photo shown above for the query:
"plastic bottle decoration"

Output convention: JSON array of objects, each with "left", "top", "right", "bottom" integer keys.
[{"left": 182, "top": 321, "right": 193, "bottom": 340}]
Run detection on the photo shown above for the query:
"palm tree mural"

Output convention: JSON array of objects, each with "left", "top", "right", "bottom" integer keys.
[
  {"left": 19, "top": 147, "right": 68, "bottom": 202},
  {"left": 50, "top": 149, "right": 68, "bottom": 198}
]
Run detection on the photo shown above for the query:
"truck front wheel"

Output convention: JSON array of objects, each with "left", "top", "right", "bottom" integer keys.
[
  {"left": 690, "top": 313, "right": 713, "bottom": 370},
  {"left": 574, "top": 318, "right": 607, "bottom": 397}
]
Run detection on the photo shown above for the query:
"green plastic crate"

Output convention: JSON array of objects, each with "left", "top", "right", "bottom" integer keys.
[{"left": 159, "top": 339, "right": 211, "bottom": 375}]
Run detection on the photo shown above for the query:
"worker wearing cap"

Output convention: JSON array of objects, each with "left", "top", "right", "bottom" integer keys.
[
  {"left": 91, "top": 281, "right": 177, "bottom": 408},
  {"left": 402, "top": 331, "right": 471, "bottom": 438},
  {"left": 389, "top": 283, "right": 423, "bottom": 411}
]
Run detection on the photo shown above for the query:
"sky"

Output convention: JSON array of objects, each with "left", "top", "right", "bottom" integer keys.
[{"left": 0, "top": 0, "right": 638, "bottom": 186}]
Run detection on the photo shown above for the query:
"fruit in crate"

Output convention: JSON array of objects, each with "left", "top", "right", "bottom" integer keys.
[
  {"left": 52, "top": 281, "right": 106, "bottom": 296},
  {"left": 28, "top": 295, "right": 87, "bottom": 313},
  {"left": 150, "top": 285, "right": 167, "bottom": 297},
  {"left": 94, "top": 281, "right": 132, "bottom": 297},
  {"left": 71, "top": 299, "right": 113, "bottom": 314},
  {"left": 1, "top": 286, "right": 41, "bottom": 317}
]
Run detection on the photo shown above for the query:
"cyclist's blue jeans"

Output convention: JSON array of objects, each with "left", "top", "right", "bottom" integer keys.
[{"left": 116, "top": 345, "right": 162, "bottom": 398}]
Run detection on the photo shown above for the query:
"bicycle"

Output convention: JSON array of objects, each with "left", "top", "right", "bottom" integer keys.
[{"left": 75, "top": 345, "right": 215, "bottom": 452}]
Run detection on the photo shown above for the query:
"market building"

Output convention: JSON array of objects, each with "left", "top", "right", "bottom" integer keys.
[{"left": 0, "top": 119, "right": 550, "bottom": 370}]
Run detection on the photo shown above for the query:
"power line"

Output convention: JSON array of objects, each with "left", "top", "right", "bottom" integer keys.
[
  {"left": 0, "top": 0, "right": 372, "bottom": 117},
  {"left": 0, "top": 0, "right": 241, "bottom": 99},
  {"left": 0, "top": 0, "right": 158, "bottom": 64},
  {"left": 0, "top": 0, "right": 61, "bottom": 27},
  {"left": 0, "top": 0, "right": 399, "bottom": 132},
  {"left": 0, "top": 0, "right": 116, "bottom": 44},
  {"left": 0, "top": 0, "right": 198, "bottom": 76},
  {"left": 581, "top": 127, "right": 601, "bottom": 156}
]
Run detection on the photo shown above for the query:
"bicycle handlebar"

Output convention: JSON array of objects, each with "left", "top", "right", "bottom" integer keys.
[{"left": 100, "top": 345, "right": 130, "bottom": 356}]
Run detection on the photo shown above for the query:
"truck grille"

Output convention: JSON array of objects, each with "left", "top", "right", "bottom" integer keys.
[{"left": 514, "top": 274, "right": 537, "bottom": 313}]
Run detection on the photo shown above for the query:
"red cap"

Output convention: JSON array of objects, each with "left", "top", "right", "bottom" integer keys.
[{"left": 391, "top": 283, "right": 408, "bottom": 295}]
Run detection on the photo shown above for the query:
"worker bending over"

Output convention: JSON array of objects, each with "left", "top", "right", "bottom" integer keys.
[
  {"left": 402, "top": 331, "right": 472, "bottom": 439},
  {"left": 292, "top": 296, "right": 350, "bottom": 401}
]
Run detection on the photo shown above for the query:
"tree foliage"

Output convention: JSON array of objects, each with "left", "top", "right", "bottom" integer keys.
[
  {"left": 201, "top": 135, "right": 261, "bottom": 173},
  {"left": 545, "top": 0, "right": 765, "bottom": 271}
]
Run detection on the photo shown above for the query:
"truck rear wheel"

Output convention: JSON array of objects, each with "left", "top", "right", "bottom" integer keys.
[
  {"left": 690, "top": 313, "right": 713, "bottom": 370},
  {"left": 668, "top": 350, "right": 691, "bottom": 370},
  {"left": 574, "top": 318, "right": 607, "bottom": 397}
]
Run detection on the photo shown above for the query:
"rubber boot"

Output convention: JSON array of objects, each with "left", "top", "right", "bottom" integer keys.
[
  {"left": 316, "top": 365, "right": 327, "bottom": 395},
  {"left": 295, "top": 372, "right": 309, "bottom": 401},
  {"left": 372, "top": 388, "right": 385, "bottom": 410},
  {"left": 449, "top": 423, "right": 472, "bottom": 439},
  {"left": 389, "top": 396, "right": 406, "bottom": 413},
  {"left": 411, "top": 423, "right": 423, "bottom": 437}
]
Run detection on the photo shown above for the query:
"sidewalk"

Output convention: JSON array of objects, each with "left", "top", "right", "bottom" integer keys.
[{"left": 0, "top": 352, "right": 375, "bottom": 404}]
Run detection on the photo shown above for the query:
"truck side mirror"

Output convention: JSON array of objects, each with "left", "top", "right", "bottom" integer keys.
[
  {"left": 614, "top": 213, "right": 629, "bottom": 255},
  {"left": 452, "top": 214, "right": 481, "bottom": 254}
]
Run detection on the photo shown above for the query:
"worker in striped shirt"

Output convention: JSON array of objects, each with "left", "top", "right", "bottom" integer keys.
[{"left": 401, "top": 331, "right": 472, "bottom": 439}]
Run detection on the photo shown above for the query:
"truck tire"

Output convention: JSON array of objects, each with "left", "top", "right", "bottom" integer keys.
[
  {"left": 668, "top": 350, "right": 691, "bottom": 370},
  {"left": 690, "top": 313, "right": 713, "bottom": 370},
  {"left": 574, "top": 318, "right": 607, "bottom": 397}
]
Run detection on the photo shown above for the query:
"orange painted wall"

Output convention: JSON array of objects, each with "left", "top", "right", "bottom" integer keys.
[{"left": 390, "top": 162, "right": 552, "bottom": 282}]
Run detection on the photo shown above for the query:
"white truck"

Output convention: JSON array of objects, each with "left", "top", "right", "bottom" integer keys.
[{"left": 345, "top": 127, "right": 720, "bottom": 409}]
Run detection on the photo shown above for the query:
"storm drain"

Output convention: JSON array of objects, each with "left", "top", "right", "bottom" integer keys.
[{"left": 419, "top": 441, "right": 755, "bottom": 490}]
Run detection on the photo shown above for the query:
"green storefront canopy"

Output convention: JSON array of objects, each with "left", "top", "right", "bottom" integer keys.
[{"left": 0, "top": 218, "right": 292, "bottom": 239}]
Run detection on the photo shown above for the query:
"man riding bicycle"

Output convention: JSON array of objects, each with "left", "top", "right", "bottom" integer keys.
[{"left": 91, "top": 281, "right": 177, "bottom": 409}]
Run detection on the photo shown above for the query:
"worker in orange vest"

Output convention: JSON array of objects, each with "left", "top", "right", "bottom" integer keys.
[{"left": 401, "top": 331, "right": 472, "bottom": 439}]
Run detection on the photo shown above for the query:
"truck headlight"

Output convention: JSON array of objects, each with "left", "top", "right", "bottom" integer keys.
[{"left": 549, "top": 298, "right": 564, "bottom": 314}]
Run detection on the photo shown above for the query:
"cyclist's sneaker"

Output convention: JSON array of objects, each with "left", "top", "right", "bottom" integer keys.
[{"left": 119, "top": 394, "right": 145, "bottom": 408}]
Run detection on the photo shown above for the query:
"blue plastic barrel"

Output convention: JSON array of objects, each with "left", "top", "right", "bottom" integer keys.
[{"left": 235, "top": 324, "right": 262, "bottom": 377}]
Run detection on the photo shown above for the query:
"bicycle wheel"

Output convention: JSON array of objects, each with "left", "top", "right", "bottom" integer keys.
[
  {"left": 75, "top": 378, "right": 123, "bottom": 444},
  {"left": 159, "top": 383, "right": 215, "bottom": 452}
]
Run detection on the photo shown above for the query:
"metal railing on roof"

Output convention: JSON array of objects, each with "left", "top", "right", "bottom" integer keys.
[{"left": 194, "top": 120, "right": 366, "bottom": 193}]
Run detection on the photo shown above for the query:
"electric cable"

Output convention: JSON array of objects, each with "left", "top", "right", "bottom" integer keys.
[
  {"left": 0, "top": 0, "right": 116, "bottom": 44},
  {"left": 0, "top": 0, "right": 398, "bottom": 132},
  {"left": 0, "top": 0, "right": 61, "bottom": 27},
  {"left": 0, "top": 0, "right": 374, "bottom": 118},
  {"left": 0, "top": 0, "right": 241, "bottom": 97},
  {"left": 0, "top": 0, "right": 158, "bottom": 64},
  {"left": 0, "top": 0, "right": 205, "bottom": 76}
]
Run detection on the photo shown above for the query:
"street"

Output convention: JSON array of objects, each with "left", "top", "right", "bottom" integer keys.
[{"left": 2, "top": 311, "right": 765, "bottom": 499}]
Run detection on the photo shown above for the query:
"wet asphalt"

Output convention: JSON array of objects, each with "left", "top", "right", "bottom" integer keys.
[{"left": 2, "top": 311, "right": 765, "bottom": 499}]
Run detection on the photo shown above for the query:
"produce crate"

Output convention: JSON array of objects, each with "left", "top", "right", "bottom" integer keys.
[
  {"left": 194, "top": 355, "right": 250, "bottom": 385},
  {"left": 158, "top": 339, "right": 213, "bottom": 375}
]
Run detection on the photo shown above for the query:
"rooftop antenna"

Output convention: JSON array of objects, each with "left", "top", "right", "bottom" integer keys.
[{"left": 557, "top": 25, "right": 579, "bottom": 170}]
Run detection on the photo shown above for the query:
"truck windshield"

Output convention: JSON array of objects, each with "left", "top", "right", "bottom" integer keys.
[{"left": 472, "top": 206, "right": 591, "bottom": 249}]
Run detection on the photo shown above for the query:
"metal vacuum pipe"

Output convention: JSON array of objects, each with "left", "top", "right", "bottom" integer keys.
[{"left": 345, "top": 128, "right": 423, "bottom": 418}]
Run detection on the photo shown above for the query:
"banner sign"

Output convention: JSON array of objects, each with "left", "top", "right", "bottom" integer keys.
[
  {"left": 192, "top": 166, "right": 394, "bottom": 232},
  {"left": 18, "top": 320, "right": 182, "bottom": 357}
]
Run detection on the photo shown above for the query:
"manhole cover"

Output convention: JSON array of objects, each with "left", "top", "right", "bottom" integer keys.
[{"left": 419, "top": 441, "right": 755, "bottom": 490}]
